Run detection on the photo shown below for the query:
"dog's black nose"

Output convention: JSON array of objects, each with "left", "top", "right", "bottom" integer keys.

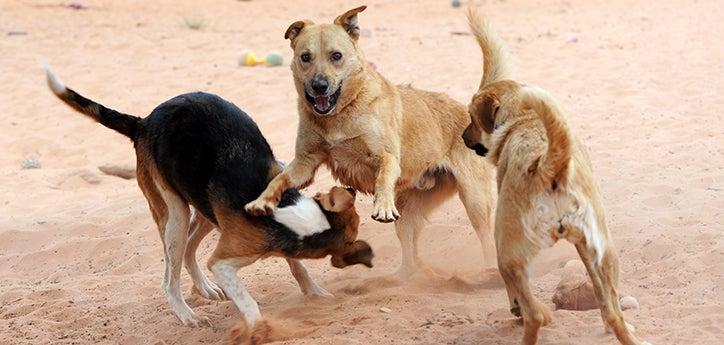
[
  {"left": 471, "top": 143, "right": 489, "bottom": 157},
  {"left": 311, "top": 77, "right": 329, "bottom": 95}
]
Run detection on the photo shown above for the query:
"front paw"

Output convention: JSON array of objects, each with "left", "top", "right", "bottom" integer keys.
[
  {"left": 244, "top": 198, "right": 276, "bottom": 216},
  {"left": 371, "top": 200, "right": 400, "bottom": 223}
]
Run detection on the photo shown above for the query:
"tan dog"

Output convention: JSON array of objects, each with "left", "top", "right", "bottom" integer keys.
[
  {"left": 245, "top": 6, "right": 497, "bottom": 278},
  {"left": 461, "top": 12, "right": 650, "bottom": 345}
]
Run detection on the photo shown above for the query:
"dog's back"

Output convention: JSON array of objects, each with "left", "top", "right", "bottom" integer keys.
[{"left": 141, "top": 92, "right": 277, "bottom": 223}]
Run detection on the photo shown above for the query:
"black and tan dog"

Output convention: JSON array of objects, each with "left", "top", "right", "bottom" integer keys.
[
  {"left": 44, "top": 66, "right": 373, "bottom": 329},
  {"left": 245, "top": 6, "right": 497, "bottom": 279},
  {"left": 461, "top": 11, "right": 649, "bottom": 345}
]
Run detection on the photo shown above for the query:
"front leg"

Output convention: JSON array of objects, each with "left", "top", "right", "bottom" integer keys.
[
  {"left": 371, "top": 151, "right": 401, "bottom": 222},
  {"left": 245, "top": 151, "right": 324, "bottom": 216}
]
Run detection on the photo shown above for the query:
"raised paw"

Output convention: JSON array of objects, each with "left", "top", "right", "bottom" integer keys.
[
  {"left": 371, "top": 201, "right": 400, "bottom": 223},
  {"left": 244, "top": 198, "right": 276, "bottom": 216},
  {"left": 193, "top": 280, "right": 226, "bottom": 301}
]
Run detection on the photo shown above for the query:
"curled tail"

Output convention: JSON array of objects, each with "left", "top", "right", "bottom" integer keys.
[
  {"left": 467, "top": 8, "right": 510, "bottom": 88},
  {"left": 44, "top": 64, "right": 142, "bottom": 140},
  {"left": 519, "top": 86, "right": 573, "bottom": 188}
]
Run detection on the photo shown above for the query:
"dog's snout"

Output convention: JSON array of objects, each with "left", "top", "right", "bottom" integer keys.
[{"left": 311, "top": 77, "right": 329, "bottom": 95}]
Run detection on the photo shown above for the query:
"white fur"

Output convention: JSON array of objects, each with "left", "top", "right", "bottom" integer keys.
[
  {"left": 524, "top": 189, "right": 605, "bottom": 265},
  {"left": 273, "top": 196, "right": 330, "bottom": 238},
  {"left": 210, "top": 257, "right": 261, "bottom": 327},
  {"left": 43, "top": 64, "right": 67, "bottom": 95},
  {"left": 155, "top": 181, "right": 211, "bottom": 326}
]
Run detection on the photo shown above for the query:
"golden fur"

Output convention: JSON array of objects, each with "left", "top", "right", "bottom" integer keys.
[
  {"left": 245, "top": 6, "right": 497, "bottom": 277},
  {"left": 462, "top": 10, "right": 650, "bottom": 345}
]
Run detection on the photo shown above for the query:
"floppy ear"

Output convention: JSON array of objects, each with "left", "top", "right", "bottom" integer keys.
[
  {"left": 470, "top": 92, "right": 500, "bottom": 134},
  {"left": 285, "top": 20, "right": 313, "bottom": 46},
  {"left": 314, "top": 186, "right": 355, "bottom": 212},
  {"left": 333, "top": 5, "right": 367, "bottom": 40}
]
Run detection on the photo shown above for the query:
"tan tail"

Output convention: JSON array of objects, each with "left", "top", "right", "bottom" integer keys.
[
  {"left": 467, "top": 8, "right": 510, "bottom": 88},
  {"left": 520, "top": 86, "right": 573, "bottom": 188}
]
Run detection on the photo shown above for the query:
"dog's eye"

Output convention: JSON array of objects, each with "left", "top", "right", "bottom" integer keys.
[
  {"left": 330, "top": 52, "right": 343, "bottom": 62},
  {"left": 300, "top": 52, "right": 312, "bottom": 63}
]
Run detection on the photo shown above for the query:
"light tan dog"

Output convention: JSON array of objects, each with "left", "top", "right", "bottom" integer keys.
[
  {"left": 244, "top": 6, "right": 497, "bottom": 277},
  {"left": 461, "top": 11, "right": 650, "bottom": 345}
]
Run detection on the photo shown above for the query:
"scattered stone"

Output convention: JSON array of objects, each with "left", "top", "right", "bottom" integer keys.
[
  {"left": 552, "top": 259, "right": 598, "bottom": 311},
  {"left": 7, "top": 31, "right": 28, "bottom": 36},
  {"left": 379, "top": 307, "right": 392, "bottom": 313},
  {"left": 21, "top": 158, "right": 41, "bottom": 169},
  {"left": 620, "top": 296, "right": 639, "bottom": 310},
  {"left": 451, "top": 0, "right": 462, "bottom": 8},
  {"left": 64, "top": 2, "right": 87, "bottom": 10},
  {"left": 98, "top": 165, "right": 136, "bottom": 179},
  {"left": 78, "top": 170, "right": 101, "bottom": 185},
  {"left": 565, "top": 33, "right": 578, "bottom": 43}
]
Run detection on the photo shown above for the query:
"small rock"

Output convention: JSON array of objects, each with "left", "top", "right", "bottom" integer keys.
[
  {"left": 451, "top": 0, "right": 461, "bottom": 8},
  {"left": 552, "top": 259, "right": 598, "bottom": 311},
  {"left": 620, "top": 296, "right": 639, "bottom": 310},
  {"left": 78, "top": 170, "right": 101, "bottom": 185},
  {"left": 565, "top": 34, "right": 578, "bottom": 43},
  {"left": 379, "top": 307, "right": 392, "bottom": 314},
  {"left": 98, "top": 165, "right": 136, "bottom": 179},
  {"left": 21, "top": 158, "right": 41, "bottom": 169}
]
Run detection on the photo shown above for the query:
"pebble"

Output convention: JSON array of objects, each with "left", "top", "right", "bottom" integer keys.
[
  {"left": 620, "top": 296, "right": 639, "bottom": 310},
  {"left": 21, "top": 158, "right": 41, "bottom": 169},
  {"left": 379, "top": 307, "right": 392, "bottom": 313},
  {"left": 98, "top": 165, "right": 136, "bottom": 179}
]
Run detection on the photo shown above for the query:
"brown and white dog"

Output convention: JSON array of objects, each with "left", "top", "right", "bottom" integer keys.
[
  {"left": 44, "top": 66, "right": 373, "bottom": 329},
  {"left": 461, "top": 11, "right": 650, "bottom": 345},
  {"left": 245, "top": 6, "right": 497, "bottom": 278}
]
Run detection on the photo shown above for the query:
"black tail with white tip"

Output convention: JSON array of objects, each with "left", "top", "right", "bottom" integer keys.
[{"left": 44, "top": 64, "right": 142, "bottom": 140}]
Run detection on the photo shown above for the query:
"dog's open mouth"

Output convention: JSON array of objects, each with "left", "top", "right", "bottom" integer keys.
[{"left": 305, "top": 85, "right": 342, "bottom": 115}]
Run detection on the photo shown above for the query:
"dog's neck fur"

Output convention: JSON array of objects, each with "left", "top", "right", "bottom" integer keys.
[{"left": 489, "top": 114, "right": 537, "bottom": 166}]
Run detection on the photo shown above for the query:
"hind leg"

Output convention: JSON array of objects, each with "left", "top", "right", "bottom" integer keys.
[
  {"left": 185, "top": 210, "right": 225, "bottom": 301},
  {"left": 575, "top": 241, "right": 649, "bottom": 345},
  {"left": 394, "top": 176, "right": 457, "bottom": 279},
  {"left": 152, "top": 182, "right": 211, "bottom": 327},
  {"left": 498, "top": 240, "right": 552, "bottom": 345},
  {"left": 449, "top": 153, "right": 497, "bottom": 268},
  {"left": 287, "top": 259, "right": 333, "bottom": 298}
]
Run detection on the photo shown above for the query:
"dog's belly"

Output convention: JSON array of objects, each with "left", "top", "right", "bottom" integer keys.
[{"left": 325, "top": 139, "right": 378, "bottom": 194}]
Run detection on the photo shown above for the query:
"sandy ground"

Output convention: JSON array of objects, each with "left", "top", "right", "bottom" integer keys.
[{"left": 1, "top": 0, "right": 723, "bottom": 344}]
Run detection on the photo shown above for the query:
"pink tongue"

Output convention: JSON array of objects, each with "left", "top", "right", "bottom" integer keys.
[{"left": 314, "top": 96, "right": 330, "bottom": 110}]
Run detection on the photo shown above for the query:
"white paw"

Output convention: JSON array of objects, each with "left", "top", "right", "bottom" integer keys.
[
  {"left": 176, "top": 309, "right": 212, "bottom": 327},
  {"left": 194, "top": 280, "right": 226, "bottom": 301},
  {"left": 371, "top": 200, "right": 400, "bottom": 223}
]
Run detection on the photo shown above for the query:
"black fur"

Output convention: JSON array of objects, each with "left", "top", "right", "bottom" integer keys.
[
  {"left": 61, "top": 87, "right": 141, "bottom": 139},
  {"left": 53, "top": 86, "right": 344, "bottom": 254}
]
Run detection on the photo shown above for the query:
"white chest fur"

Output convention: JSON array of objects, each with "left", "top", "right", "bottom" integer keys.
[{"left": 273, "top": 197, "right": 330, "bottom": 238}]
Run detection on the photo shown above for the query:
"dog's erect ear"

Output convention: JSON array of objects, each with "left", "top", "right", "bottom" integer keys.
[
  {"left": 470, "top": 92, "right": 500, "bottom": 134},
  {"left": 285, "top": 20, "right": 313, "bottom": 45},
  {"left": 334, "top": 6, "right": 367, "bottom": 40},
  {"left": 314, "top": 186, "right": 355, "bottom": 212}
]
